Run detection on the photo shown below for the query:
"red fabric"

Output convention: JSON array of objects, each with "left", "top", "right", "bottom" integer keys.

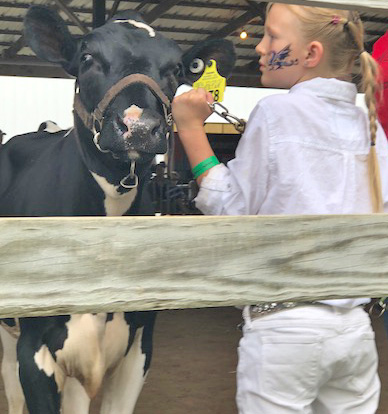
[{"left": 372, "top": 31, "right": 388, "bottom": 138}]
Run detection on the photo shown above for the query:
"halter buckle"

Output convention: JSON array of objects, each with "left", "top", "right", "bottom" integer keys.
[
  {"left": 93, "top": 132, "right": 110, "bottom": 154},
  {"left": 163, "top": 106, "right": 173, "bottom": 127}
]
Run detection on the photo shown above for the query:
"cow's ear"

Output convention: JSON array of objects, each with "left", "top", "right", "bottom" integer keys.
[
  {"left": 24, "top": 6, "right": 78, "bottom": 75},
  {"left": 181, "top": 39, "right": 236, "bottom": 85}
]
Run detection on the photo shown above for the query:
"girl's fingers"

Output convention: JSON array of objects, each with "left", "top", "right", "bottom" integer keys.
[
  {"left": 172, "top": 88, "right": 214, "bottom": 130},
  {"left": 206, "top": 91, "right": 214, "bottom": 103}
]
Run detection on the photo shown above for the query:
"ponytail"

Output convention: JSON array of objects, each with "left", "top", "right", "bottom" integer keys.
[{"left": 347, "top": 18, "right": 383, "bottom": 212}]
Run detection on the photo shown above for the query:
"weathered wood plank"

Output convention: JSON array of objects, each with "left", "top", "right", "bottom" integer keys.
[
  {"left": 274, "top": 0, "right": 388, "bottom": 13},
  {"left": 0, "top": 215, "right": 388, "bottom": 317}
]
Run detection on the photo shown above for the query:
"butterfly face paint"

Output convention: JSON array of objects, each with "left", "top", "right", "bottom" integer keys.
[{"left": 268, "top": 45, "right": 299, "bottom": 70}]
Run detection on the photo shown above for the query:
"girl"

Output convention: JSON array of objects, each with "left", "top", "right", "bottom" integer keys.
[{"left": 172, "top": 3, "right": 388, "bottom": 414}]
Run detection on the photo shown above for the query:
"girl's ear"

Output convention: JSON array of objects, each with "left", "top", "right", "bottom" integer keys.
[{"left": 304, "top": 41, "right": 324, "bottom": 68}]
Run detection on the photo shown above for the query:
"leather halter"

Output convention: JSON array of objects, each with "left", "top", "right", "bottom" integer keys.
[
  {"left": 73, "top": 73, "right": 174, "bottom": 190},
  {"left": 73, "top": 73, "right": 173, "bottom": 133}
]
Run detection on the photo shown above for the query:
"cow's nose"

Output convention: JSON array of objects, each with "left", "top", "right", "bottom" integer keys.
[
  {"left": 121, "top": 105, "right": 143, "bottom": 135},
  {"left": 119, "top": 105, "right": 166, "bottom": 138}
]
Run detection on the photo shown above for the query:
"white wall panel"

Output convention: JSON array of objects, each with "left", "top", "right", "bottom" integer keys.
[{"left": 0, "top": 76, "right": 75, "bottom": 140}]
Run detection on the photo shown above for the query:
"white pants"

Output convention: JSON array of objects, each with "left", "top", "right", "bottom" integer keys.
[{"left": 236, "top": 305, "right": 380, "bottom": 414}]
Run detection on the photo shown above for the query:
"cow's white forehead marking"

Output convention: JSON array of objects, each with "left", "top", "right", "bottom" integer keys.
[{"left": 114, "top": 19, "right": 156, "bottom": 37}]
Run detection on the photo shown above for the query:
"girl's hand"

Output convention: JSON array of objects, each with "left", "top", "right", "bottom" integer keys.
[
  {"left": 172, "top": 88, "right": 214, "bottom": 132},
  {"left": 172, "top": 88, "right": 216, "bottom": 184}
]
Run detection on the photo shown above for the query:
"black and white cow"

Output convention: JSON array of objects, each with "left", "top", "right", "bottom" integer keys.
[
  {"left": 0, "top": 5, "right": 235, "bottom": 414},
  {"left": 37, "top": 120, "right": 62, "bottom": 133}
]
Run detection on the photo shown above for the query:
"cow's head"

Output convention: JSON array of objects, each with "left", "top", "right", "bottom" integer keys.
[{"left": 24, "top": 6, "right": 236, "bottom": 170}]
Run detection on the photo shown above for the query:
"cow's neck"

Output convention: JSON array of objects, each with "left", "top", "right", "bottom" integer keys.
[{"left": 73, "top": 123, "right": 149, "bottom": 216}]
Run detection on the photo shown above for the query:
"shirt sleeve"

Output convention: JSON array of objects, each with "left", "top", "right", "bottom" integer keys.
[{"left": 194, "top": 102, "right": 270, "bottom": 216}]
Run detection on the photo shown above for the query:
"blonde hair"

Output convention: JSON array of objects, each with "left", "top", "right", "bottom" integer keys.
[{"left": 267, "top": 4, "right": 383, "bottom": 212}]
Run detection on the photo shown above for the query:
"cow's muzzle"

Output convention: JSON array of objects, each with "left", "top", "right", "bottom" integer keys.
[
  {"left": 73, "top": 73, "right": 173, "bottom": 153},
  {"left": 73, "top": 74, "right": 173, "bottom": 190}
]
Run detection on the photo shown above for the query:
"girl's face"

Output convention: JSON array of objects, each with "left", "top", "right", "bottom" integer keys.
[{"left": 256, "top": 4, "right": 309, "bottom": 89}]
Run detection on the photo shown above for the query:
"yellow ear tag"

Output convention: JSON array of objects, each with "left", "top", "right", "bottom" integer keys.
[{"left": 192, "top": 59, "right": 226, "bottom": 102}]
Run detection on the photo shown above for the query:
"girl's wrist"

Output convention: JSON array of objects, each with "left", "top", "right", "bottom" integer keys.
[
  {"left": 175, "top": 120, "right": 205, "bottom": 133},
  {"left": 176, "top": 127, "right": 207, "bottom": 144}
]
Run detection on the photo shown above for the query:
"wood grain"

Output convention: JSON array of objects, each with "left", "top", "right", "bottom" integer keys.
[{"left": 0, "top": 215, "right": 387, "bottom": 317}]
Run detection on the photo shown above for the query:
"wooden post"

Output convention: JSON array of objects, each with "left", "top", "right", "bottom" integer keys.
[{"left": 93, "top": 0, "right": 106, "bottom": 28}]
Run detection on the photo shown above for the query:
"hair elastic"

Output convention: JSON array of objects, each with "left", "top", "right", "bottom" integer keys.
[{"left": 331, "top": 15, "right": 341, "bottom": 25}]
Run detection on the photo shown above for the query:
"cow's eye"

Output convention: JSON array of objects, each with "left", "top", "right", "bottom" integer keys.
[
  {"left": 81, "top": 53, "right": 93, "bottom": 64},
  {"left": 189, "top": 58, "right": 204, "bottom": 74}
]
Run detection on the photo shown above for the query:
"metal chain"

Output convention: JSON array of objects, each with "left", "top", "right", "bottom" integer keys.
[
  {"left": 369, "top": 296, "right": 387, "bottom": 318},
  {"left": 208, "top": 102, "right": 246, "bottom": 133}
]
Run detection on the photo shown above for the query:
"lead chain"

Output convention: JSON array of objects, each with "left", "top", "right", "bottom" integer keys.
[{"left": 208, "top": 102, "right": 246, "bottom": 133}]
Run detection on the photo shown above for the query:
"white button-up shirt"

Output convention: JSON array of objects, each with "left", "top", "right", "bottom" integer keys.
[{"left": 195, "top": 77, "right": 388, "bottom": 308}]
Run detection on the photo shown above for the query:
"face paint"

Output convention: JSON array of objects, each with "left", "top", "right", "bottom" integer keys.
[{"left": 268, "top": 45, "right": 299, "bottom": 70}]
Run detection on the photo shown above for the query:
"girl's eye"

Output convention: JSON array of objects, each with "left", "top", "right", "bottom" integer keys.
[{"left": 81, "top": 53, "right": 93, "bottom": 64}]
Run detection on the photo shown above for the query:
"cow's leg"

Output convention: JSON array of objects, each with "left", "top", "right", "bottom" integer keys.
[
  {"left": 62, "top": 377, "right": 91, "bottom": 414},
  {"left": 100, "top": 312, "right": 156, "bottom": 414},
  {"left": 100, "top": 328, "right": 146, "bottom": 414},
  {"left": 0, "top": 326, "right": 25, "bottom": 414},
  {"left": 17, "top": 317, "right": 66, "bottom": 414}
]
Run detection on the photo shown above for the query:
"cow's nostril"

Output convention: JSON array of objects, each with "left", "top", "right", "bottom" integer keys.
[
  {"left": 115, "top": 115, "right": 127, "bottom": 134},
  {"left": 151, "top": 125, "right": 160, "bottom": 136},
  {"left": 149, "top": 119, "right": 162, "bottom": 136}
]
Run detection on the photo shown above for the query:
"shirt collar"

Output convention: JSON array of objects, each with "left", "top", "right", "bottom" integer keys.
[{"left": 289, "top": 77, "right": 357, "bottom": 104}]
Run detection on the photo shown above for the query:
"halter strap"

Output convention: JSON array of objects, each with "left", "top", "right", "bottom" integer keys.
[
  {"left": 73, "top": 73, "right": 176, "bottom": 191},
  {"left": 73, "top": 73, "right": 172, "bottom": 132}
]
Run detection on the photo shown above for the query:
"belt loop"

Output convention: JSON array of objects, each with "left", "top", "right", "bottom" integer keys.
[{"left": 242, "top": 305, "right": 253, "bottom": 330}]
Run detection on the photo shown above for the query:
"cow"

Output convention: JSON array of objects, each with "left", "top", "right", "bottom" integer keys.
[
  {"left": 37, "top": 120, "right": 62, "bottom": 133},
  {"left": 0, "top": 5, "right": 235, "bottom": 414}
]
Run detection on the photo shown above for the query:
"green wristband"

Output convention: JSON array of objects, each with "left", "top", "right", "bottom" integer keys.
[
  {"left": 192, "top": 158, "right": 217, "bottom": 175},
  {"left": 192, "top": 156, "right": 220, "bottom": 179}
]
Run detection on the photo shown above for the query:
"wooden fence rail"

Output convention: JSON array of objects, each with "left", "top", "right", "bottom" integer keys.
[{"left": 0, "top": 215, "right": 388, "bottom": 318}]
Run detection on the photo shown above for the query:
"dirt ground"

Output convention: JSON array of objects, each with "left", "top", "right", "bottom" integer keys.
[{"left": 0, "top": 307, "right": 387, "bottom": 414}]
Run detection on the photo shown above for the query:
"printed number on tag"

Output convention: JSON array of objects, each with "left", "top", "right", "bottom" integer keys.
[{"left": 193, "top": 60, "right": 226, "bottom": 103}]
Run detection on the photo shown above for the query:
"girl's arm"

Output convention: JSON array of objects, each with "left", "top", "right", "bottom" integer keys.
[
  {"left": 172, "top": 88, "right": 215, "bottom": 185},
  {"left": 173, "top": 89, "right": 270, "bottom": 216}
]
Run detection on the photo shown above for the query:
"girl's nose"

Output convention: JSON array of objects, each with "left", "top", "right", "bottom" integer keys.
[{"left": 255, "top": 40, "right": 264, "bottom": 56}]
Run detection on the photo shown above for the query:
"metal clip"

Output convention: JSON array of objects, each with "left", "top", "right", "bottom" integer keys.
[
  {"left": 120, "top": 160, "right": 139, "bottom": 189},
  {"left": 93, "top": 131, "right": 111, "bottom": 154},
  {"left": 208, "top": 102, "right": 246, "bottom": 133},
  {"left": 163, "top": 106, "right": 174, "bottom": 127},
  {"left": 369, "top": 297, "right": 387, "bottom": 318}
]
